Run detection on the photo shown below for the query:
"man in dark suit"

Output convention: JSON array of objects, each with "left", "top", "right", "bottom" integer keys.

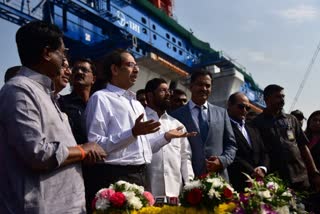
[
  {"left": 171, "top": 69, "right": 237, "bottom": 181},
  {"left": 227, "top": 92, "right": 269, "bottom": 191}
]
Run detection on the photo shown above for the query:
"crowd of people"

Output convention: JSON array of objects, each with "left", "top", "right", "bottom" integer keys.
[{"left": 1, "top": 21, "right": 320, "bottom": 213}]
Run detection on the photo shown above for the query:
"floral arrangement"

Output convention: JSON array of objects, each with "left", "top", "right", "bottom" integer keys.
[
  {"left": 92, "top": 180, "right": 155, "bottom": 213},
  {"left": 233, "top": 174, "right": 306, "bottom": 214},
  {"left": 180, "top": 173, "right": 238, "bottom": 211}
]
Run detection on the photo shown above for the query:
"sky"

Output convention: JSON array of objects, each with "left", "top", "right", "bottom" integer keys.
[{"left": 1, "top": 0, "right": 320, "bottom": 119}]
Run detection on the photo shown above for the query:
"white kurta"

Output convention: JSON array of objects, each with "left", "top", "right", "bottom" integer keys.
[{"left": 145, "top": 107, "right": 194, "bottom": 197}]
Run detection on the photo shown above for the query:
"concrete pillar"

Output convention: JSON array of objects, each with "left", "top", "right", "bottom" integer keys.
[{"left": 208, "top": 67, "right": 244, "bottom": 108}]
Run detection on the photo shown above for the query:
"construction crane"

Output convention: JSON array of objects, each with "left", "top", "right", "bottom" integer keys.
[{"left": 289, "top": 40, "right": 320, "bottom": 111}]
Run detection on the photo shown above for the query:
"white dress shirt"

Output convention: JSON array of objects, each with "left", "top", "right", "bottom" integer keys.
[
  {"left": 230, "top": 118, "right": 252, "bottom": 147},
  {"left": 145, "top": 107, "right": 194, "bottom": 197},
  {"left": 189, "top": 100, "right": 208, "bottom": 131},
  {"left": 85, "top": 83, "right": 152, "bottom": 165}
]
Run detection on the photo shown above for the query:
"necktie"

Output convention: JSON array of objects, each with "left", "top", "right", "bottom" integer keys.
[
  {"left": 239, "top": 122, "right": 251, "bottom": 147},
  {"left": 196, "top": 106, "right": 209, "bottom": 143}
]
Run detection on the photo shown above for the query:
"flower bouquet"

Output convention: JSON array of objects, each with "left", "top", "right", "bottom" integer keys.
[
  {"left": 92, "top": 180, "right": 155, "bottom": 214},
  {"left": 180, "top": 173, "right": 238, "bottom": 212},
  {"left": 233, "top": 174, "right": 306, "bottom": 214}
]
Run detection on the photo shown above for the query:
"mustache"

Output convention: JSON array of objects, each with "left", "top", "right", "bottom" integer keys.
[
  {"left": 74, "top": 74, "right": 84, "bottom": 79},
  {"left": 199, "top": 90, "right": 209, "bottom": 95}
]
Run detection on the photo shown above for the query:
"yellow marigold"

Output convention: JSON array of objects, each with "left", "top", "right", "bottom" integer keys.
[
  {"left": 137, "top": 206, "right": 162, "bottom": 214},
  {"left": 184, "top": 207, "right": 210, "bottom": 214},
  {"left": 159, "top": 205, "right": 185, "bottom": 214},
  {"left": 214, "top": 202, "right": 237, "bottom": 214}
]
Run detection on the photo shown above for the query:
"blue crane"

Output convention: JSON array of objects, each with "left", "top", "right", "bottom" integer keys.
[{"left": 0, "top": 0, "right": 265, "bottom": 107}]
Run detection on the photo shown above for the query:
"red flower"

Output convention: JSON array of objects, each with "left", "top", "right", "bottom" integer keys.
[
  {"left": 186, "top": 188, "right": 203, "bottom": 205},
  {"left": 223, "top": 187, "right": 233, "bottom": 199},
  {"left": 109, "top": 192, "right": 126, "bottom": 208},
  {"left": 91, "top": 197, "right": 98, "bottom": 210},
  {"left": 198, "top": 173, "right": 209, "bottom": 180}
]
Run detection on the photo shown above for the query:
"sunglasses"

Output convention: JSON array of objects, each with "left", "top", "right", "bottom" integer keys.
[
  {"left": 123, "top": 62, "right": 139, "bottom": 70},
  {"left": 237, "top": 103, "right": 251, "bottom": 111}
]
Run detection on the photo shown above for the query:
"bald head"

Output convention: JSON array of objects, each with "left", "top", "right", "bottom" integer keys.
[{"left": 227, "top": 92, "right": 251, "bottom": 122}]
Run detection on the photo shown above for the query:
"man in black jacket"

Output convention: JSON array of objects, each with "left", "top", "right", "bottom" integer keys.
[{"left": 227, "top": 92, "right": 269, "bottom": 191}]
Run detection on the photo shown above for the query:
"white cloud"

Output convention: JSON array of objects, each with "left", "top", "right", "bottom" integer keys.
[
  {"left": 229, "top": 49, "right": 290, "bottom": 67},
  {"left": 247, "top": 51, "right": 272, "bottom": 63},
  {"left": 241, "top": 19, "right": 260, "bottom": 32},
  {"left": 276, "top": 5, "right": 319, "bottom": 23}
]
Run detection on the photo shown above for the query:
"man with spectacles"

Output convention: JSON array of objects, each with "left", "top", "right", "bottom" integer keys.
[
  {"left": 54, "top": 58, "right": 71, "bottom": 96},
  {"left": 59, "top": 58, "right": 96, "bottom": 145},
  {"left": 0, "top": 21, "right": 106, "bottom": 214},
  {"left": 227, "top": 92, "right": 269, "bottom": 191},
  {"left": 59, "top": 58, "right": 98, "bottom": 211},
  {"left": 85, "top": 49, "right": 164, "bottom": 211},
  {"left": 171, "top": 69, "right": 237, "bottom": 180}
]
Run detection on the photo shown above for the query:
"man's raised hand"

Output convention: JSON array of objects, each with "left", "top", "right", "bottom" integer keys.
[{"left": 132, "top": 113, "right": 161, "bottom": 137}]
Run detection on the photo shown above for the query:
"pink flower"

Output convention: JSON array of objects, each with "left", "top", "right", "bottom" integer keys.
[
  {"left": 109, "top": 192, "right": 126, "bottom": 208},
  {"left": 100, "top": 189, "right": 115, "bottom": 199},
  {"left": 143, "top": 191, "right": 155, "bottom": 206}
]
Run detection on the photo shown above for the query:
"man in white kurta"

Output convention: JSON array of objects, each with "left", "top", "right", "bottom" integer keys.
[{"left": 145, "top": 78, "right": 194, "bottom": 197}]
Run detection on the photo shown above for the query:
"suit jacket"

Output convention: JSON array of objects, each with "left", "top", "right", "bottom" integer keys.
[
  {"left": 228, "top": 121, "right": 269, "bottom": 191},
  {"left": 171, "top": 102, "right": 237, "bottom": 181}
]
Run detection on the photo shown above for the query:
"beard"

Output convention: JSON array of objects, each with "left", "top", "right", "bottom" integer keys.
[{"left": 157, "top": 99, "right": 170, "bottom": 111}]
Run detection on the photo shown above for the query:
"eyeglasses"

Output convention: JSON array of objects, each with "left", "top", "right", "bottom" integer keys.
[
  {"left": 72, "top": 66, "right": 92, "bottom": 74},
  {"left": 237, "top": 103, "right": 251, "bottom": 111},
  {"left": 61, "top": 48, "right": 69, "bottom": 57},
  {"left": 122, "top": 62, "right": 139, "bottom": 70}
]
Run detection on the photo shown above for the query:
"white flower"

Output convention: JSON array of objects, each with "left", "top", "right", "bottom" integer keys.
[
  {"left": 206, "top": 178, "right": 223, "bottom": 188},
  {"left": 95, "top": 198, "right": 110, "bottom": 210},
  {"left": 266, "top": 181, "right": 279, "bottom": 191},
  {"left": 275, "top": 206, "right": 290, "bottom": 214},
  {"left": 128, "top": 195, "right": 143, "bottom": 209},
  {"left": 207, "top": 188, "right": 221, "bottom": 199},
  {"left": 281, "top": 191, "right": 292, "bottom": 197},
  {"left": 131, "top": 183, "right": 144, "bottom": 194},
  {"left": 258, "top": 190, "right": 271, "bottom": 199},
  {"left": 116, "top": 180, "right": 131, "bottom": 190},
  {"left": 123, "top": 191, "right": 135, "bottom": 201},
  {"left": 184, "top": 180, "right": 202, "bottom": 190},
  {"left": 244, "top": 187, "right": 251, "bottom": 192}
]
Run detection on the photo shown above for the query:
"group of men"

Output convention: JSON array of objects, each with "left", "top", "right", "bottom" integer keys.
[{"left": 1, "top": 20, "right": 320, "bottom": 214}]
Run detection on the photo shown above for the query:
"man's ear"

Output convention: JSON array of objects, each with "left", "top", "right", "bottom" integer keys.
[
  {"left": 43, "top": 47, "right": 52, "bottom": 61},
  {"left": 111, "top": 64, "right": 118, "bottom": 77},
  {"left": 91, "top": 75, "right": 97, "bottom": 85},
  {"left": 146, "top": 91, "right": 153, "bottom": 104}
]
